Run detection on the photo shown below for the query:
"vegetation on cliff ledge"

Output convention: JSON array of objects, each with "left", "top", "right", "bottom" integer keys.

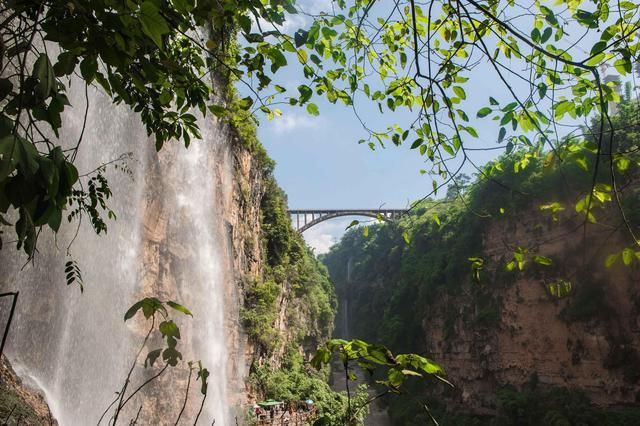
[
  {"left": 322, "top": 101, "right": 640, "bottom": 423},
  {"left": 239, "top": 138, "right": 349, "bottom": 422}
]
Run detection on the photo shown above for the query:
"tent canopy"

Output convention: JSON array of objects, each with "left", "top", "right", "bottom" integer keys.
[{"left": 258, "top": 399, "right": 283, "bottom": 407}]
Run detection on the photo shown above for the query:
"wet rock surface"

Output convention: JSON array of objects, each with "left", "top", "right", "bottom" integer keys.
[{"left": 0, "top": 356, "right": 56, "bottom": 425}]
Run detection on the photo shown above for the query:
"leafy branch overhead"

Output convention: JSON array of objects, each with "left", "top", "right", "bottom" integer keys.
[
  {"left": 124, "top": 297, "right": 193, "bottom": 367},
  {"left": 99, "top": 298, "right": 208, "bottom": 425},
  {"left": 311, "top": 338, "right": 451, "bottom": 391},
  {"left": 1, "top": 0, "right": 639, "bottom": 263}
]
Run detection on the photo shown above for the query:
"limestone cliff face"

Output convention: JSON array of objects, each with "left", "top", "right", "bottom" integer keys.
[
  {"left": 424, "top": 207, "right": 640, "bottom": 413},
  {"left": 0, "top": 110, "right": 327, "bottom": 422},
  {"left": 0, "top": 357, "right": 56, "bottom": 425},
  {"left": 222, "top": 133, "right": 333, "bottom": 389}
]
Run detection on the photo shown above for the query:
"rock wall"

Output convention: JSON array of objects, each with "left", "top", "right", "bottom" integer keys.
[
  {"left": 423, "top": 208, "right": 640, "bottom": 413},
  {"left": 0, "top": 104, "right": 330, "bottom": 423},
  {"left": 323, "top": 192, "right": 640, "bottom": 421},
  {"left": 0, "top": 356, "right": 56, "bottom": 425},
  {"left": 222, "top": 132, "right": 334, "bottom": 396}
]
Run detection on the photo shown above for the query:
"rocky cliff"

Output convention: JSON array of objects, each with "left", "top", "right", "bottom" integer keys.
[
  {"left": 130, "top": 108, "right": 336, "bottom": 416},
  {"left": 0, "top": 357, "right": 56, "bottom": 425},
  {"left": 0, "top": 104, "right": 335, "bottom": 423},
  {"left": 424, "top": 208, "right": 640, "bottom": 413},
  {"left": 322, "top": 151, "right": 640, "bottom": 422},
  {"left": 223, "top": 129, "right": 336, "bottom": 387}
]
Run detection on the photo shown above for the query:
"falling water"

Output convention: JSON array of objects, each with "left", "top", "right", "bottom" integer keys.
[{"left": 0, "top": 75, "right": 233, "bottom": 424}]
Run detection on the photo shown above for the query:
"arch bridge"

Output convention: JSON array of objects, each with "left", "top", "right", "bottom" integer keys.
[{"left": 288, "top": 209, "right": 407, "bottom": 233}]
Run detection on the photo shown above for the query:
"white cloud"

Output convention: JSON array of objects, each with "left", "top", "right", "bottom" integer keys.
[
  {"left": 254, "top": 13, "right": 308, "bottom": 34},
  {"left": 279, "top": 13, "right": 310, "bottom": 33},
  {"left": 304, "top": 229, "right": 337, "bottom": 254},
  {"left": 301, "top": 218, "right": 354, "bottom": 254},
  {"left": 269, "top": 112, "right": 320, "bottom": 134},
  {"left": 251, "top": 0, "right": 334, "bottom": 35},
  {"left": 299, "top": 0, "right": 334, "bottom": 15}
]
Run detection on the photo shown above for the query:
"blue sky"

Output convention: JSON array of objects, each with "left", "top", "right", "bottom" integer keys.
[
  {"left": 248, "top": 1, "right": 511, "bottom": 252},
  {"left": 260, "top": 94, "right": 431, "bottom": 252},
  {"left": 256, "top": 69, "right": 500, "bottom": 252},
  {"left": 246, "top": 1, "right": 612, "bottom": 253}
]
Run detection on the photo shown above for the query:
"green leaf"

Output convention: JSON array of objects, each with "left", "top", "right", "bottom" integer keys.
[
  {"left": 296, "top": 49, "right": 308, "bottom": 64},
  {"left": 48, "top": 207, "right": 62, "bottom": 232},
  {"left": 33, "top": 54, "right": 55, "bottom": 99},
  {"left": 139, "top": 1, "right": 170, "bottom": 48},
  {"left": 236, "top": 96, "right": 253, "bottom": 110},
  {"left": 197, "top": 366, "right": 209, "bottom": 394},
  {"left": 15, "top": 137, "right": 39, "bottom": 177},
  {"left": 585, "top": 53, "right": 606, "bottom": 67},
  {"left": 476, "top": 107, "right": 492, "bottom": 118},
  {"left": 167, "top": 301, "right": 193, "bottom": 316},
  {"left": 0, "top": 79, "right": 13, "bottom": 101},
  {"left": 403, "top": 230, "right": 411, "bottom": 244},
  {"left": 463, "top": 126, "right": 478, "bottom": 138},
  {"left": 506, "top": 141, "right": 514, "bottom": 154},
  {"left": 124, "top": 297, "right": 166, "bottom": 321},
  {"left": 311, "top": 347, "right": 332, "bottom": 370},
  {"left": 537, "top": 83, "right": 547, "bottom": 99},
  {"left": 540, "top": 5, "right": 558, "bottom": 26},
  {"left": 502, "top": 102, "right": 518, "bottom": 112},
  {"left": 297, "top": 85, "right": 313, "bottom": 104},
  {"left": 622, "top": 248, "right": 634, "bottom": 266},
  {"left": 294, "top": 29, "right": 308, "bottom": 47},
  {"left": 410, "top": 138, "right": 423, "bottom": 149},
  {"left": 80, "top": 57, "right": 98, "bottom": 83},
  {"left": 453, "top": 86, "right": 466, "bottom": 100},
  {"left": 145, "top": 349, "right": 162, "bottom": 368},
  {"left": 498, "top": 127, "right": 506, "bottom": 143},
  {"left": 500, "top": 112, "right": 513, "bottom": 126},
  {"left": 306, "top": 103, "right": 319, "bottom": 116},
  {"left": 575, "top": 156, "right": 588, "bottom": 172},
  {"left": 159, "top": 320, "right": 181, "bottom": 339},
  {"left": 616, "top": 157, "right": 630, "bottom": 172},
  {"left": 554, "top": 100, "right": 574, "bottom": 119},
  {"left": 162, "top": 347, "right": 182, "bottom": 366},
  {"left": 614, "top": 57, "right": 632, "bottom": 75},
  {"left": 53, "top": 52, "right": 78, "bottom": 77},
  {"left": 531, "top": 28, "right": 541, "bottom": 42},
  {"left": 533, "top": 255, "right": 552, "bottom": 266},
  {"left": 346, "top": 220, "right": 360, "bottom": 230},
  {"left": 124, "top": 300, "right": 144, "bottom": 321}
]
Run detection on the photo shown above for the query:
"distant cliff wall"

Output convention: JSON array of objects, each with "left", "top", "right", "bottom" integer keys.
[{"left": 323, "top": 173, "right": 640, "bottom": 422}]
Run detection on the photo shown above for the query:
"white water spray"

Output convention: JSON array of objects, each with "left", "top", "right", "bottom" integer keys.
[{"left": 1, "top": 78, "right": 233, "bottom": 424}]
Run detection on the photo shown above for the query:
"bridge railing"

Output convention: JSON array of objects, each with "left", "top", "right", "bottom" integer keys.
[{"left": 287, "top": 209, "right": 407, "bottom": 232}]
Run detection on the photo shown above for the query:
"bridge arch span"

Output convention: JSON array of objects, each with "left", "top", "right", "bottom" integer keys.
[{"left": 288, "top": 209, "right": 406, "bottom": 233}]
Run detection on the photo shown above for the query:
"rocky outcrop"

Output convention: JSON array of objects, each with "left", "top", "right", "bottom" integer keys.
[
  {"left": 424, "top": 207, "right": 640, "bottom": 412},
  {"left": 0, "top": 356, "right": 56, "bottom": 425},
  {"left": 223, "top": 133, "right": 333, "bottom": 393}
]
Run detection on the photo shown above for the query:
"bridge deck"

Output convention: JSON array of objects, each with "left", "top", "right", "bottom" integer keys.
[
  {"left": 288, "top": 209, "right": 408, "bottom": 232},
  {"left": 288, "top": 209, "right": 407, "bottom": 214}
]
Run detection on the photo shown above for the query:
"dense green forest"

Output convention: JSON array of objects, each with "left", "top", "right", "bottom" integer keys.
[
  {"left": 322, "top": 101, "right": 640, "bottom": 424},
  {"left": 242, "top": 154, "right": 371, "bottom": 423}
]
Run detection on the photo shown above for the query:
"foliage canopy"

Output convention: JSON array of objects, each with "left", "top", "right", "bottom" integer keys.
[{"left": 1, "top": 0, "right": 640, "bottom": 258}]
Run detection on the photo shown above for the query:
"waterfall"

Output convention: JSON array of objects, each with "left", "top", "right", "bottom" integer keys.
[{"left": 0, "top": 77, "right": 234, "bottom": 424}]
